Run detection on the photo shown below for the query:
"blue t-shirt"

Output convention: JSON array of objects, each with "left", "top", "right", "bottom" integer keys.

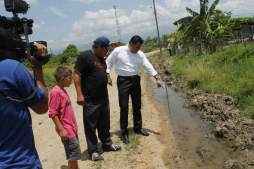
[{"left": 0, "top": 59, "right": 45, "bottom": 169}]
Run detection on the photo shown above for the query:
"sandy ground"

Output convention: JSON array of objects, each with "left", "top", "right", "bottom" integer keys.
[{"left": 32, "top": 63, "right": 181, "bottom": 169}]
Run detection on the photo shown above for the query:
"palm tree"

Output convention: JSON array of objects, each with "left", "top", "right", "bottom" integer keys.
[{"left": 174, "top": 0, "right": 232, "bottom": 54}]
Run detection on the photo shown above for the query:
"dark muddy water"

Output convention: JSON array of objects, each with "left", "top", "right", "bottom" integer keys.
[{"left": 148, "top": 82, "right": 244, "bottom": 169}]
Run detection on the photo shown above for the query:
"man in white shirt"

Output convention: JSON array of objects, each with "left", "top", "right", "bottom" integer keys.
[{"left": 106, "top": 35, "right": 162, "bottom": 144}]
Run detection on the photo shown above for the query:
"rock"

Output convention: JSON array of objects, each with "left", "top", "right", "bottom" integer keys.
[
  {"left": 242, "top": 119, "right": 254, "bottom": 126},
  {"left": 248, "top": 160, "right": 254, "bottom": 166},
  {"left": 224, "top": 96, "right": 235, "bottom": 106},
  {"left": 224, "top": 160, "right": 245, "bottom": 169},
  {"left": 195, "top": 147, "right": 207, "bottom": 161},
  {"left": 164, "top": 69, "right": 171, "bottom": 76},
  {"left": 223, "top": 120, "right": 236, "bottom": 130},
  {"left": 215, "top": 126, "right": 229, "bottom": 138},
  {"left": 166, "top": 81, "right": 173, "bottom": 86}
]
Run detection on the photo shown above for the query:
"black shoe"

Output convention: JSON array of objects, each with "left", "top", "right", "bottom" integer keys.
[
  {"left": 121, "top": 134, "right": 129, "bottom": 144},
  {"left": 134, "top": 128, "right": 150, "bottom": 136},
  {"left": 89, "top": 152, "right": 104, "bottom": 161},
  {"left": 102, "top": 144, "right": 121, "bottom": 152}
]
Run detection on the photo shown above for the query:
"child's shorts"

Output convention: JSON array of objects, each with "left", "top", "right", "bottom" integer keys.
[{"left": 62, "top": 135, "right": 82, "bottom": 160}]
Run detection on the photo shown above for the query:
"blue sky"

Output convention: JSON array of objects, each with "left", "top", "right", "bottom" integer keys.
[{"left": 1, "top": 0, "right": 253, "bottom": 52}]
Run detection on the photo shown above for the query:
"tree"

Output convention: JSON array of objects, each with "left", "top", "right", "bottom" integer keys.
[
  {"left": 60, "top": 44, "right": 80, "bottom": 64},
  {"left": 174, "top": 0, "right": 233, "bottom": 54}
]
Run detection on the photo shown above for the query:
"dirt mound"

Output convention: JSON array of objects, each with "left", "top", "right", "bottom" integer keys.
[{"left": 188, "top": 89, "right": 254, "bottom": 151}]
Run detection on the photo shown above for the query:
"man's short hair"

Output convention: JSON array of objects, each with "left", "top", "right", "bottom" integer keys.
[
  {"left": 54, "top": 66, "right": 72, "bottom": 82},
  {"left": 129, "top": 35, "right": 144, "bottom": 44}
]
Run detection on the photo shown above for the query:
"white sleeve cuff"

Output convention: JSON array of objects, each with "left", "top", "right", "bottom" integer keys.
[
  {"left": 151, "top": 70, "right": 158, "bottom": 77},
  {"left": 106, "top": 69, "right": 111, "bottom": 74}
]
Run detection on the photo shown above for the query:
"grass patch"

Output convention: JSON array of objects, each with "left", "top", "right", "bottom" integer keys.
[
  {"left": 42, "top": 63, "right": 74, "bottom": 87},
  {"left": 43, "top": 66, "right": 56, "bottom": 87},
  {"left": 156, "top": 43, "right": 254, "bottom": 117}
]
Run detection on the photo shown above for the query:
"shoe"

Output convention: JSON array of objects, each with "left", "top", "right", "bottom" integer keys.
[
  {"left": 89, "top": 152, "right": 104, "bottom": 161},
  {"left": 134, "top": 128, "right": 149, "bottom": 136},
  {"left": 102, "top": 144, "right": 121, "bottom": 152},
  {"left": 121, "top": 134, "right": 129, "bottom": 144}
]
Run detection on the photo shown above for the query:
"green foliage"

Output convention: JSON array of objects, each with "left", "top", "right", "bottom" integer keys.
[
  {"left": 159, "top": 43, "right": 254, "bottom": 117},
  {"left": 168, "top": 31, "right": 184, "bottom": 44},
  {"left": 231, "top": 17, "right": 254, "bottom": 23},
  {"left": 142, "top": 36, "right": 158, "bottom": 53},
  {"left": 142, "top": 35, "right": 169, "bottom": 53},
  {"left": 60, "top": 44, "right": 80, "bottom": 64},
  {"left": 42, "top": 44, "right": 80, "bottom": 86},
  {"left": 43, "top": 66, "right": 56, "bottom": 87},
  {"left": 174, "top": 0, "right": 233, "bottom": 53}
]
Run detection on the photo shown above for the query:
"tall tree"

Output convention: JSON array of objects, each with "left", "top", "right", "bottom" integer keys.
[
  {"left": 174, "top": 0, "right": 232, "bottom": 53},
  {"left": 60, "top": 44, "right": 80, "bottom": 64}
]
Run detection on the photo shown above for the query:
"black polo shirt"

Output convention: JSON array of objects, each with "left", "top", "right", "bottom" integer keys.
[{"left": 75, "top": 50, "right": 108, "bottom": 100}]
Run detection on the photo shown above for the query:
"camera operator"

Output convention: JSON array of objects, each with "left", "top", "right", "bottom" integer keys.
[
  {"left": 0, "top": 1, "right": 52, "bottom": 168},
  {"left": 0, "top": 30, "right": 49, "bottom": 169}
]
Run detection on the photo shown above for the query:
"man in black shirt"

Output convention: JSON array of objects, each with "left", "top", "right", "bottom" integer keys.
[{"left": 74, "top": 37, "right": 121, "bottom": 161}]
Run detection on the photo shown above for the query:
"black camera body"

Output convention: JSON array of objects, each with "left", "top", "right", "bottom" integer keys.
[
  {"left": 0, "top": 0, "right": 50, "bottom": 63},
  {"left": 5, "top": 0, "right": 30, "bottom": 14}
]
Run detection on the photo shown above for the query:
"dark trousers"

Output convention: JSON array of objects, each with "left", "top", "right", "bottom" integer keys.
[
  {"left": 83, "top": 98, "right": 112, "bottom": 154},
  {"left": 117, "top": 75, "right": 142, "bottom": 135}
]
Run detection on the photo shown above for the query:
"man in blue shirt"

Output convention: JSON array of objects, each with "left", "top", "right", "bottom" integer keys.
[{"left": 0, "top": 43, "right": 48, "bottom": 169}]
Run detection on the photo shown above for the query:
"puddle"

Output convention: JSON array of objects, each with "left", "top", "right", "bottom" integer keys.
[{"left": 148, "top": 82, "right": 244, "bottom": 169}]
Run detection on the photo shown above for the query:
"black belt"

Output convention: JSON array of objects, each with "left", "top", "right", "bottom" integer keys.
[{"left": 118, "top": 75, "right": 139, "bottom": 79}]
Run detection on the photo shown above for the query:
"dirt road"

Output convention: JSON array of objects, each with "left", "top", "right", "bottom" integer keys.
[{"left": 32, "top": 70, "right": 181, "bottom": 169}]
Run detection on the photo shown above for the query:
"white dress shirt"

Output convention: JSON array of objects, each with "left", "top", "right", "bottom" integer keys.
[{"left": 106, "top": 46, "right": 158, "bottom": 77}]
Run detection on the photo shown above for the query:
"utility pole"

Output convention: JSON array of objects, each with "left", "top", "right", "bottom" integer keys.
[
  {"left": 152, "top": 0, "right": 162, "bottom": 55},
  {"left": 113, "top": 5, "right": 122, "bottom": 43}
]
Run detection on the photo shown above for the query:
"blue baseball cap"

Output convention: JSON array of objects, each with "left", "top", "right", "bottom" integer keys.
[{"left": 93, "top": 36, "right": 113, "bottom": 51}]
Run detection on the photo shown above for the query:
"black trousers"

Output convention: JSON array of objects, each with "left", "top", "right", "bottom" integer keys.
[
  {"left": 117, "top": 75, "right": 142, "bottom": 135},
  {"left": 83, "top": 98, "right": 112, "bottom": 154}
]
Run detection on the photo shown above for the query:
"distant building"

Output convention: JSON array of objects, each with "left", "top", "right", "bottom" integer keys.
[{"left": 232, "top": 17, "right": 254, "bottom": 41}]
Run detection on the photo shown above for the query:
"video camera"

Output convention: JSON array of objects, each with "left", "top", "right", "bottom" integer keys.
[{"left": 0, "top": 0, "right": 50, "bottom": 64}]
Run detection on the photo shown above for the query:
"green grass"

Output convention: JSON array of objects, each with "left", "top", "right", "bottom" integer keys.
[
  {"left": 43, "top": 66, "right": 56, "bottom": 87},
  {"left": 157, "top": 43, "right": 254, "bottom": 118},
  {"left": 41, "top": 62, "right": 74, "bottom": 87}
]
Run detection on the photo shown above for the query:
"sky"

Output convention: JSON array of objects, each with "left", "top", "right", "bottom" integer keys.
[{"left": 1, "top": 0, "right": 254, "bottom": 52}]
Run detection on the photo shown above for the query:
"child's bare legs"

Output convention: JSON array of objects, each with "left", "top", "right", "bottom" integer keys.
[{"left": 68, "top": 160, "right": 78, "bottom": 169}]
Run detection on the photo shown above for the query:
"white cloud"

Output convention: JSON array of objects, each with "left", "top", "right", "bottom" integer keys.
[
  {"left": 51, "top": 0, "right": 254, "bottom": 49},
  {"left": 0, "top": 0, "right": 4, "bottom": 11},
  {"left": 26, "top": 0, "right": 38, "bottom": 5},
  {"left": 65, "top": 0, "right": 197, "bottom": 46},
  {"left": 68, "top": 9, "right": 150, "bottom": 44},
  {"left": 218, "top": 0, "right": 242, "bottom": 11},
  {"left": 33, "top": 20, "right": 46, "bottom": 30},
  {"left": 66, "top": 5, "right": 172, "bottom": 46},
  {"left": 218, "top": 0, "right": 254, "bottom": 17},
  {"left": 69, "top": 0, "right": 101, "bottom": 4},
  {"left": 48, "top": 6, "right": 67, "bottom": 18}
]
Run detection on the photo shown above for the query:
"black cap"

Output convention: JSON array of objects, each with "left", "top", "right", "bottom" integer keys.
[{"left": 93, "top": 36, "right": 113, "bottom": 51}]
